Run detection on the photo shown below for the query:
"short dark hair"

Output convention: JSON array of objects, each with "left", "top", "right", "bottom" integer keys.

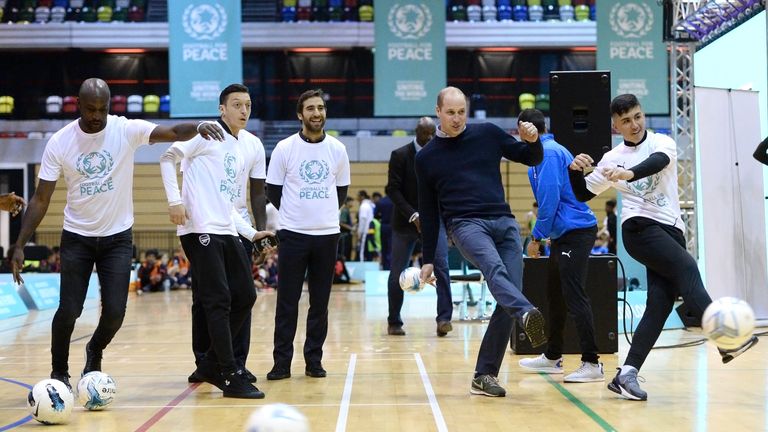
[
  {"left": 372, "top": 192, "right": 382, "bottom": 199},
  {"left": 219, "top": 84, "right": 249, "bottom": 105},
  {"left": 145, "top": 249, "right": 159, "bottom": 259},
  {"left": 358, "top": 190, "right": 369, "bottom": 199},
  {"left": 517, "top": 108, "right": 546, "bottom": 134},
  {"left": 606, "top": 199, "right": 617, "bottom": 208},
  {"left": 610, "top": 94, "right": 641, "bottom": 117},
  {"left": 297, "top": 89, "right": 325, "bottom": 114}
]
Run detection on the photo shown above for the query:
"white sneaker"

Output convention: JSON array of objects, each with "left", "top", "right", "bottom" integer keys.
[
  {"left": 564, "top": 361, "right": 604, "bottom": 383},
  {"left": 518, "top": 354, "right": 563, "bottom": 374}
]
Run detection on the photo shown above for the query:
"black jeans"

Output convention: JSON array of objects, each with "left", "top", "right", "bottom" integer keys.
[
  {"left": 52, "top": 228, "right": 133, "bottom": 374},
  {"left": 622, "top": 217, "right": 712, "bottom": 370},
  {"left": 273, "top": 229, "right": 339, "bottom": 369},
  {"left": 181, "top": 233, "right": 255, "bottom": 373},
  {"left": 191, "top": 236, "right": 254, "bottom": 368},
  {"left": 544, "top": 225, "right": 600, "bottom": 364}
]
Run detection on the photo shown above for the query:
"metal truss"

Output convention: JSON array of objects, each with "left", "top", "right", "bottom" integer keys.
[{"left": 669, "top": 0, "right": 706, "bottom": 257}]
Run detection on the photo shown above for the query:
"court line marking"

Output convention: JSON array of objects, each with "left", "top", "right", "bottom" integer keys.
[
  {"left": 1, "top": 402, "right": 433, "bottom": 411},
  {"left": 414, "top": 353, "right": 448, "bottom": 432},
  {"left": 539, "top": 373, "right": 618, "bottom": 432},
  {"left": 335, "top": 353, "right": 357, "bottom": 432},
  {"left": 0, "top": 376, "right": 33, "bottom": 431},
  {"left": 133, "top": 383, "right": 201, "bottom": 432}
]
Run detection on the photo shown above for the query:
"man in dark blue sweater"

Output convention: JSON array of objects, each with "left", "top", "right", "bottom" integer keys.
[
  {"left": 515, "top": 108, "right": 603, "bottom": 383},
  {"left": 416, "top": 86, "right": 547, "bottom": 398}
]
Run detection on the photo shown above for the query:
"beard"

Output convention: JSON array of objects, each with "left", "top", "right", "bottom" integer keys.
[{"left": 302, "top": 116, "right": 325, "bottom": 134}]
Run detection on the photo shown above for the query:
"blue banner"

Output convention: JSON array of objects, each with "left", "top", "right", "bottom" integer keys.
[
  {"left": 596, "top": 0, "right": 668, "bottom": 114},
  {"left": 168, "top": 1, "right": 243, "bottom": 117},
  {"left": 374, "top": 0, "right": 446, "bottom": 116},
  {"left": 0, "top": 278, "right": 29, "bottom": 319},
  {"left": 18, "top": 274, "right": 61, "bottom": 310}
]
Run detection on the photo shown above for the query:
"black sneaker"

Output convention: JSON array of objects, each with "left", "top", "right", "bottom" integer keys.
[
  {"left": 387, "top": 325, "right": 406, "bottom": 336},
  {"left": 194, "top": 360, "right": 223, "bottom": 388},
  {"left": 305, "top": 364, "right": 327, "bottom": 378},
  {"left": 719, "top": 335, "right": 759, "bottom": 364},
  {"left": 267, "top": 367, "right": 291, "bottom": 381},
  {"left": 82, "top": 342, "right": 102, "bottom": 376},
  {"left": 50, "top": 371, "right": 72, "bottom": 390},
  {"left": 522, "top": 308, "right": 547, "bottom": 348},
  {"left": 221, "top": 371, "right": 265, "bottom": 399},
  {"left": 607, "top": 368, "right": 647, "bottom": 401},
  {"left": 188, "top": 370, "right": 203, "bottom": 383},
  {"left": 470, "top": 374, "right": 506, "bottom": 397},
  {"left": 238, "top": 368, "right": 257, "bottom": 383}
]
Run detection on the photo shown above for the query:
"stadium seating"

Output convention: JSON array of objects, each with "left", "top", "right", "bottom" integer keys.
[
  {"left": 127, "top": 94, "right": 142, "bottom": 113},
  {"left": 143, "top": 94, "right": 159, "bottom": 114},
  {"left": 45, "top": 95, "right": 63, "bottom": 114},
  {"left": 62, "top": 96, "right": 77, "bottom": 114},
  {"left": 111, "top": 95, "right": 127, "bottom": 114},
  {"left": 0, "top": 96, "right": 14, "bottom": 115}
]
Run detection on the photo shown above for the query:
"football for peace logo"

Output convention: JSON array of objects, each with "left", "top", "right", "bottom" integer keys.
[
  {"left": 76, "top": 150, "right": 114, "bottom": 179},
  {"left": 388, "top": 3, "right": 432, "bottom": 40},
  {"left": 609, "top": 2, "right": 653, "bottom": 39},
  {"left": 220, "top": 152, "right": 241, "bottom": 202},
  {"left": 299, "top": 160, "right": 330, "bottom": 185},
  {"left": 182, "top": 3, "right": 227, "bottom": 41}
]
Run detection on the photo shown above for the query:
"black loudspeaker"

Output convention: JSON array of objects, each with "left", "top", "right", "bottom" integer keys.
[
  {"left": 675, "top": 302, "right": 702, "bottom": 327},
  {"left": 549, "top": 71, "right": 612, "bottom": 164},
  {"left": 511, "top": 256, "right": 619, "bottom": 354}
]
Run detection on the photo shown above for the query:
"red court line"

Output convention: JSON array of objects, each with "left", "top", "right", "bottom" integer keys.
[{"left": 134, "top": 383, "right": 200, "bottom": 432}]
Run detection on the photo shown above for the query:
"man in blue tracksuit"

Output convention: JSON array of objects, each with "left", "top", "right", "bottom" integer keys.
[{"left": 516, "top": 109, "right": 604, "bottom": 383}]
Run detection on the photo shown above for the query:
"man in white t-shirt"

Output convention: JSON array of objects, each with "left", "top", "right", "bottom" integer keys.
[
  {"left": 265, "top": 89, "right": 351, "bottom": 380},
  {"left": 356, "top": 190, "right": 374, "bottom": 261},
  {"left": 8, "top": 78, "right": 224, "bottom": 389},
  {"left": 161, "top": 84, "right": 272, "bottom": 399},
  {"left": 185, "top": 85, "right": 268, "bottom": 386},
  {"left": 568, "top": 94, "right": 758, "bottom": 401}
]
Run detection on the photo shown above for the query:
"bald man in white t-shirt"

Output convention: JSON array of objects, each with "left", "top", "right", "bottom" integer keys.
[{"left": 9, "top": 78, "right": 224, "bottom": 390}]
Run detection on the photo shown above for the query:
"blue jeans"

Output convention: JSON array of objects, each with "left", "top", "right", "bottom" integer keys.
[
  {"left": 387, "top": 223, "right": 452, "bottom": 326},
  {"left": 448, "top": 216, "right": 534, "bottom": 376},
  {"left": 52, "top": 228, "right": 133, "bottom": 374}
]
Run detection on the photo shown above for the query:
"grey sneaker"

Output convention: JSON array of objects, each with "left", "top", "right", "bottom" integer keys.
[
  {"left": 521, "top": 308, "right": 547, "bottom": 347},
  {"left": 564, "top": 362, "right": 604, "bottom": 383},
  {"left": 518, "top": 354, "right": 563, "bottom": 374},
  {"left": 470, "top": 374, "right": 506, "bottom": 397},
  {"left": 719, "top": 335, "right": 758, "bottom": 364},
  {"left": 607, "top": 368, "right": 647, "bottom": 401}
]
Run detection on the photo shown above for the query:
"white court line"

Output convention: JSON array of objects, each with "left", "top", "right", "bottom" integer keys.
[
  {"left": 0, "top": 402, "right": 433, "bottom": 412},
  {"left": 414, "top": 353, "right": 448, "bottom": 432},
  {"left": 335, "top": 353, "right": 357, "bottom": 432}
]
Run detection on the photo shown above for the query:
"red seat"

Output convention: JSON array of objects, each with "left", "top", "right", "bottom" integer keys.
[
  {"left": 111, "top": 95, "right": 127, "bottom": 114},
  {"left": 62, "top": 96, "right": 78, "bottom": 114}
]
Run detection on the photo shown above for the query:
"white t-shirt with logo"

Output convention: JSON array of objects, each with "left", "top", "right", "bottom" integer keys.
[
  {"left": 266, "top": 133, "right": 351, "bottom": 235},
  {"left": 38, "top": 115, "right": 156, "bottom": 236},
  {"left": 234, "top": 129, "right": 266, "bottom": 225},
  {"left": 585, "top": 131, "right": 683, "bottom": 231},
  {"left": 161, "top": 133, "right": 253, "bottom": 237}
]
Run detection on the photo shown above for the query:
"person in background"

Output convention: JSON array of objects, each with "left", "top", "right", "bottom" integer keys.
[
  {"left": 356, "top": 190, "right": 374, "bottom": 261},
  {"left": 515, "top": 108, "right": 603, "bottom": 384},
  {"left": 385, "top": 116, "right": 453, "bottom": 337}
]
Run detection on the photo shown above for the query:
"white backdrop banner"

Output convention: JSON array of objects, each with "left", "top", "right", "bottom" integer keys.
[{"left": 696, "top": 87, "right": 767, "bottom": 318}]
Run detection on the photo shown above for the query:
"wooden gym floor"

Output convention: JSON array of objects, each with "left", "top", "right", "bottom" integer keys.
[{"left": 0, "top": 284, "right": 766, "bottom": 431}]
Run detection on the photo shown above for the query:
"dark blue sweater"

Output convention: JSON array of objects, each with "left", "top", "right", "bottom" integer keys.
[{"left": 415, "top": 122, "right": 543, "bottom": 263}]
